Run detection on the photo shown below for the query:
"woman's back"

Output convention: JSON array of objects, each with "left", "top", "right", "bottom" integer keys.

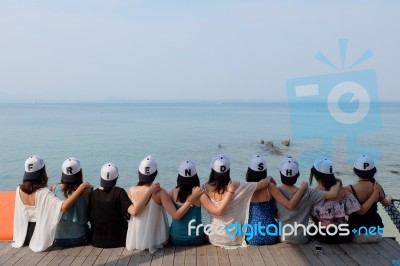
[
  {"left": 349, "top": 181, "right": 374, "bottom": 203},
  {"left": 126, "top": 186, "right": 169, "bottom": 253},
  {"left": 90, "top": 187, "right": 131, "bottom": 248},
  {"left": 53, "top": 184, "right": 89, "bottom": 241}
]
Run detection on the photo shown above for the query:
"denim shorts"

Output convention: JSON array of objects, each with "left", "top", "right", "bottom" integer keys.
[{"left": 54, "top": 233, "right": 90, "bottom": 247}]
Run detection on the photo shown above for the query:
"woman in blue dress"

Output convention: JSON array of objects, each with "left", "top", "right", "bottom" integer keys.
[{"left": 246, "top": 155, "right": 307, "bottom": 245}]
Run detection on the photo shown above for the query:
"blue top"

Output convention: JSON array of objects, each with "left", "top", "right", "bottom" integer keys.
[
  {"left": 53, "top": 184, "right": 90, "bottom": 239},
  {"left": 170, "top": 203, "right": 204, "bottom": 242},
  {"left": 247, "top": 201, "right": 279, "bottom": 245}
]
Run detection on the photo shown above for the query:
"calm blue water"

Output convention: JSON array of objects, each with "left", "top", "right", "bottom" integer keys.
[{"left": 1, "top": 102, "right": 399, "bottom": 237}]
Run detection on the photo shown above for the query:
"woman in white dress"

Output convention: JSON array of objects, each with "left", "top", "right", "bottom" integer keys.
[
  {"left": 12, "top": 155, "right": 90, "bottom": 252},
  {"left": 202, "top": 155, "right": 271, "bottom": 249},
  {"left": 126, "top": 155, "right": 202, "bottom": 253}
]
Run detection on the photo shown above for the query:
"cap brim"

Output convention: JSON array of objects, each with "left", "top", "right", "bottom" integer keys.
[
  {"left": 23, "top": 166, "right": 45, "bottom": 181},
  {"left": 61, "top": 169, "right": 82, "bottom": 183},
  {"left": 101, "top": 178, "right": 117, "bottom": 188}
]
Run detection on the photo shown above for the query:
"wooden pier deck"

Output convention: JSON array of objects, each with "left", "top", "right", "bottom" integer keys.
[{"left": 1, "top": 238, "right": 400, "bottom": 266}]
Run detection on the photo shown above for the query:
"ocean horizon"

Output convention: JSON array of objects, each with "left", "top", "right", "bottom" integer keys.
[{"left": 1, "top": 101, "right": 399, "bottom": 238}]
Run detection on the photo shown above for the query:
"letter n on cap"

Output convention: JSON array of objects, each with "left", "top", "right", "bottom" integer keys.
[{"left": 185, "top": 169, "right": 191, "bottom": 177}]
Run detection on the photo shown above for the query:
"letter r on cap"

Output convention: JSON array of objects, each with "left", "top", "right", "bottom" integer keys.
[{"left": 67, "top": 167, "right": 73, "bottom": 174}]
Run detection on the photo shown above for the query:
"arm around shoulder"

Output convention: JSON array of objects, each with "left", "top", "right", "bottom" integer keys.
[{"left": 61, "top": 182, "right": 90, "bottom": 212}]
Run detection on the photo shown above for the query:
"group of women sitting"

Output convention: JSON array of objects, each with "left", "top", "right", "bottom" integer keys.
[{"left": 12, "top": 153, "right": 391, "bottom": 252}]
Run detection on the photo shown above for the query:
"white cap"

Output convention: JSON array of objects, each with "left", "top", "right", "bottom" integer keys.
[
  {"left": 179, "top": 160, "right": 197, "bottom": 177},
  {"left": 25, "top": 155, "right": 45, "bottom": 173},
  {"left": 24, "top": 155, "right": 45, "bottom": 180},
  {"left": 62, "top": 157, "right": 81, "bottom": 176},
  {"left": 101, "top": 162, "right": 119, "bottom": 181},
  {"left": 249, "top": 155, "right": 267, "bottom": 172},
  {"left": 313, "top": 158, "right": 333, "bottom": 174},
  {"left": 354, "top": 154, "right": 375, "bottom": 171},
  {"left": 211, "top": 155, "right": 230, "bottom": 173},
  {"left": 280, "top": 156, "right": 299, "bottom": 177},
  {"left": 139, "top": 155, "right": 157, "bottom": 175}
]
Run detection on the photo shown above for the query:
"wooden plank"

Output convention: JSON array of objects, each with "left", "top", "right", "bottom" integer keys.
[
  {"left": 338, "top": 242, "right": 382, "bottom": 266},
  {"left": 161, "top": 245, "right": 175, "bottom": 266},
  {"left": 238, "top": 247, "right": 253, "bottom": 265},
  {"left": 94, "top": 247, "right": 114, "bottom": 265},
  {"left": 83, "top": 246, "right": 104, "bottom": 266},
  {"left": 115, "top": 248, "right": 134, "bottom": 266},
  {"left": 138, "top": 250, "right": 154, "bottom": 266},
  {"left": 227, "top": 248, "right": 242, "bottom": 266},
  {"left": 36, "top": 245, "right": 64, "bottom": 265},
  {"left": 320, "top": 242, "right": 358, "bottom": 266},
  {"left": 304, "top": 241, "right": 338, "bottom": 266},
  {"left": 297, "top": 243, "right": 324, "bottom": 266},
  {"left": 0, "top": 244, "right": 27, "bottom": 265},
  {"left": 58, "top": 246, "right": 85, "bottom": 266},
  {"left": 383, "top": 238, "right": 400, "bottom": 252},
  {"left": 103, "top": 247, "right": 124, "bottom": 266},
  {"left": 151, "top": 247, "right": 165, "bottom": 266},
  {"left": 47, "top": 246, "right": 73, "bottom": 266},
  {"left": 327, "top": 244, "right": 358, "bottom": 266},
  {"left": 372, "top": 239, "right": 400, "bottom": 261},
  {"left": 361, "top": 243, "right": 392, "bottom": 265},
  {"left": 278, "top": 243, "right": 311, "bottom": 266},
  {"left": 15, "top": 246, "right": 56, "bottom": 266},
  {"left": 70, "top": 245, "right": 94, "bottom": 266},
  {"left": 257, "top": 245, "right": 278, "bottom": 266},
  {"left": 184, "top": 246, "right": 196, "bottom": 266},
  {"left": 267, "top": 244, "right": 289, "bottom": 266},
  {"left": 0, "top": 241, "right": 11, "bottom": 255},
  {"left": 247, "top": 246, "right": 264, "bottom": 265},
  {"left": 127, "top": 249, "right": 142, "bottom": 266},
  {"left": 196, "top": 245, "right": 207, "bottom": 266},
  {"left": 217, "top": 246, "right": 230, "bottom": 266},
  {"left": 3, "top": 246, "right": 31, "bottom": 266},
  {"left": 173, "top": 245, "right": 185, "bottom": 266},
  {"left": 206, "top": 244, "right": 219, "bottom": 266}
]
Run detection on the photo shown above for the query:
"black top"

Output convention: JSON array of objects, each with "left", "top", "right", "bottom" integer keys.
[
  {"left": 348, "top": 184, "right": 384, "bottom": 230},
  {"left": 90, "top": 187, "right": 132, "bottom": 248}
]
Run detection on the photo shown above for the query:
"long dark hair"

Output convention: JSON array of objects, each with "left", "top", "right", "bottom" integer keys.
[
  {"left": 246, "top": 168, "right": 266, "bottom": 182},
  {"left": 137, "top": 181, "right": 153, "bottom": 186},
  {"left": 310, "top": 167, "right": 336, "bottom": 191},
  {"left": 176, "top": 174, "right": 200, "bottom": 203},
  {"left": 208, "top": 169, "right": 231, "bottom": 194},
  {"left": 19, "top": 167, "right": 48, "bottom": 195},
  {"left": 353, "top": 167, "right": 376, "bottom": 183},
  {"left": 60, "top": 170, "right": 83, "bottom": 197}
]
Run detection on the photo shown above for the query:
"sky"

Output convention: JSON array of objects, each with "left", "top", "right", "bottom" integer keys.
[{"left": 0, "top": 1, "right": 399, "bottom": 102}]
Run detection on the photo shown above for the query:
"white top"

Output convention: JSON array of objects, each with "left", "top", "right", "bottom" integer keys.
[
  {"left": 202, "top": 182, "right": 257, "bottom": 249},
  {"left": 126, "top": 188, "right": 169, "bottom": 253},
  {"left": 12, "top": 187, "right": 63, "bottom": 252}
]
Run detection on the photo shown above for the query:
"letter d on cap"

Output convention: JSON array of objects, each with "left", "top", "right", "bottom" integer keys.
[{"left": 220, "top": 166, "right": 226, "bottom": 172}]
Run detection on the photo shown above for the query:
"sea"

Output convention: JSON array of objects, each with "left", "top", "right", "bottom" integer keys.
[{"left": 1, "top": 101, "right": 399, "bottom": 239}]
